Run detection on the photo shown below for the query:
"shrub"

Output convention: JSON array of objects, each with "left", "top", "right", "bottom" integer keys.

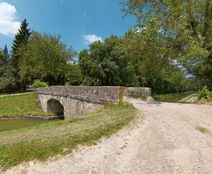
[
  {"left": 65, "top": 64, "right": 82, "bottom": 86},
  {"left": 0, "top": 77, "right": 19, "bottom": 93},
  {"left": 31, "top": 80, "right": 48, "bottom": 88},
  {"left": 198, "top": 86, "right": 210, "bottom": 99}
]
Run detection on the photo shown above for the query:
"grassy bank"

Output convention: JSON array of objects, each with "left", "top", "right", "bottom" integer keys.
[
  {"left": 0, "top": 102, "right": 136, "bottom": 169},
  {"left": 0, "top": 92, "right": 50, "bottom": 117},
  {"left": 197, "top": 97, "right": 212, "bottom": 105},
  {"left": 153, "top": 92, "right": 194, "bottom": 103},
  {"left": 0, "top": 119, "right": 55, "bottom": 132},
  {"left": 153, "top": 92, "right": 212, "bottom": 104}
]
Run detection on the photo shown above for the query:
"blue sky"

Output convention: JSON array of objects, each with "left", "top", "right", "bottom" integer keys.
[{"left": 0, "top": 0, "right": 136, "bottom": 52}]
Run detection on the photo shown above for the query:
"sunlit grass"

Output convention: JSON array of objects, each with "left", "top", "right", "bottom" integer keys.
[
  {"left": 153, "top": 92, "right": 194, "bottom": 103},
  {"left": 0, "top": 92, "right": 50, "bottom": 117},
  {"left": 0, "top": 102, "right": 136, "bottom": 169}
]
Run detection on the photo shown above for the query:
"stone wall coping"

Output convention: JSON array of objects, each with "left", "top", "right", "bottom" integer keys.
[
  {"left": 38, "top": 86, "right": 151, "bottom": 103},
  {"left": 38, "top": 93, "right": 118, "bottom": 104},
  {"left": 38, "top": 86, "right": 124, "bottom": 103}
]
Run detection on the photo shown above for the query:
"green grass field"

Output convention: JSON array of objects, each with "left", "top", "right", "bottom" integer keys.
[
  {"left": 0, "top": 92, "right": 50, "bottom": 117},
  {"left": 0, "top": 119, "right": 55, "bottom": 132},
  {"left": 153, "top": 92, "right": 212, "bottom": 104},
  {"left": 153, "top": 92, "right": 195, "bottom": 103},
  {"left": 0, "top": 102, "right": 136, "bottom": 169}
]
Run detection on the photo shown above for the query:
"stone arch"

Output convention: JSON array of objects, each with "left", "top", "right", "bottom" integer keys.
[{"left": 47, "top": 99, "right": 64, "bottom": 119}]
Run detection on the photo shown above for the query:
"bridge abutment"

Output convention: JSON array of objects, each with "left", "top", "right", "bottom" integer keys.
[
  {"left": 37, "top": 86, "right": 124, "bottom": 120},
  {"left": 37, "top": 86, "right": 151, "bottom": 120}
]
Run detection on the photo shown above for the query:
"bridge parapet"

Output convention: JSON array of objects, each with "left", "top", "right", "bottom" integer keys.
[
  {"left": 124, "top": 87, "right": 151, "bottom": 98},
  {"left": 37, "top": 86, "right": 124, "bottom": 119},
  {"left": 38, "top": 86, "right": 124, "bottom": 104},
  {"left": 37, "top": 86, "right": 151, "bottom": 120}
]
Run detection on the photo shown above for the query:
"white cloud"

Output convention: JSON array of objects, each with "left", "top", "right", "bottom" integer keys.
[
  {"left": 83, "top": 34, "right": 103, "bottom": 44},
  {"left": 0, "top": 2, "right": 21, "bottom": 36}
]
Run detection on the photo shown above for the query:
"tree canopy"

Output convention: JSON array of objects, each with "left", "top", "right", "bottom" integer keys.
[
  {"left": 0, "top": 1, "right": 211, "bottom": 93},
  {"left": 79, "top": 36, "right": 137, "bottom": 86},
  {"left": 121, "top": 0, "right": 212, "bottom": 89},
  {"left": 11, "top": 19, "right": 31, "bottom": 72},
  {"left": 19, "top": 32, "right": 74, "bottom": 86}
]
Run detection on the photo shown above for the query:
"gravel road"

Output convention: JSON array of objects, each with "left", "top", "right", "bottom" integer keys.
[{"left": 4, "top": 98, "right": 212, "bottom": 174}]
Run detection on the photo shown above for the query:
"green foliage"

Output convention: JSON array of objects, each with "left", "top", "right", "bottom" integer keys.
[
  {"left": 153, "top": 92, "right": 195, "bottom": 103},
  {"left": 10, "top": 19, "right": 31, "bottom": 83},
  {"left": 0, "top": 102, "right": 136, "bottom": 168},
  {"left": 65, "top": 64, "right": 82, "bottom": 86},
  {"left": 19, "top": 32, "right": 74, "bottom": 86},
  {"left": 79, "top": 36, "right": 138, "bottom": 86},
  {"left": 1, "top": 19, "right": 31, "bottom": 92},
  {"left": 0, "top": 65, "right": 19, "bottom": 93},
  {"left": 2, "top": 45, "right": 10, "bottom": 65},
  {"left": 0, "top": 46, "right": 9, "bottom": 66},
  {"left": 122, "top": 0, "right": 212, "bottom": 89},
  {"left": 1, "top": 0, "right": 210, "bottom": 94},
  {"left": 31, "top": 80, "right": 48, "bottom": 88},
  {"left": 0, "top": 77, "right": 17, "bottom": 93},
  {"left": 78, "top": 32, "right": 193, "bottom": 92},
  {"left": 123, "top": 28, "right": 194, "bottom": 93},
  {"left": 198, "top": 86, "right": 211, "bottom": 99},
  {"left": 0, "top": 49, "right": 4, "bottom": 66}
]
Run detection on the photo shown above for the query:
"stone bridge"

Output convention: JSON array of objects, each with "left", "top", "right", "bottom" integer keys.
[{"left": 37, "top": 86, "right": 151, "bottom": 120}]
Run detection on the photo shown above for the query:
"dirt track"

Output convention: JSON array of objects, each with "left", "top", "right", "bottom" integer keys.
[{"left": 5, "top": 98, "right": 212, "bottom": 174}]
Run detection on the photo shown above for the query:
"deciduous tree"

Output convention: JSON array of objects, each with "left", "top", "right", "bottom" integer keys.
[
  {"left": 121, "top": 0, "right": 211, "bottom": 89},
  {"left": 19, "top": 32, "right": 74, "bottom": 86}
]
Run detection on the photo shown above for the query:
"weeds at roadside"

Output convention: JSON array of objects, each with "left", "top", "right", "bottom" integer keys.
[{"left": 196, "top": 127, "right": 210, "bottom": 134}]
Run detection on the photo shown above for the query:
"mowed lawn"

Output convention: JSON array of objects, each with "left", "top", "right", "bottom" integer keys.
[
  {"left": 153, "top": 92, "right": 195, "bottom": 103},
  {"left": 153, "top": 92, "right": 212, "bottom": 104},
  {"left": 0, "top": 102, "right": 136, "bottom": 169},
  {"left": 0, "top": 92, "right": 49, "bottom": 117}
]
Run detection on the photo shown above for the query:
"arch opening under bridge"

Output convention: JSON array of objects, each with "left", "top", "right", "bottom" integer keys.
[{"left": 47, "top": 99, "right": 64, "bottom": 119}]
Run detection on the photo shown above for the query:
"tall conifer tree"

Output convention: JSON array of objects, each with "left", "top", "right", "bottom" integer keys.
[
  {"left": 11, "top": 19, "right": 31, "bottom": 76},
  {"left": 10, "top": 19, "right": 30, "bottom": 90},
  {"left": 3, "top": 45, "right": 9, "bottom": 65}
]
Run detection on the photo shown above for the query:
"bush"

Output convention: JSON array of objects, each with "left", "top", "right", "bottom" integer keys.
[
  {"left": 198, "top": 86, "right": 210, "bottom": 99},
  {"left": 0, "top": 77, "right": 19, "bottom": 93},
  {"left": 0, "top": 65, "right": 20, "bottom": 93},
  {"left": 31, "top": 80, "right": 48, "bottom": 88},
  {"left": 65, "top": 64, "right": 82, "bottom": 86}
]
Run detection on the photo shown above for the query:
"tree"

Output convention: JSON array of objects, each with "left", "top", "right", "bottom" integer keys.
[
  {"left": 0, "top": 49, "right": 3, "bottom": 66},
  {"left": 19, "top": 32, "right": 74, "bottom": 86},
  {"left": 79, "top": 36, "right": 137, "bottom": 86},
  {"left": 10, "top": 19, "right": 31, "bottom": 79},
  {"left": 0, "top": 65, "right": 18, "bottom": 93},
  {"left": 0, "top": 47, "right": 17, "bottom": 92},
  {"left": 2, "top": 45, "right": 10, "bottom": 65},
  {"left": 121, "top": 0, "right": 211, "bottom": 89},
  {"left": 182, "top": 0, "right": 212, "bottom": 88},
  {"left": 65, "top": 63, "right": 83, "bottom": 86}
]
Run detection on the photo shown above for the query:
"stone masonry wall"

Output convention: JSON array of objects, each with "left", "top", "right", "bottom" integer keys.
[
  {"left": 38, "top": 86, "right": 124, "bottom": 104},
  {"left": 37, "top": 86, "right": 124, "bottom": 119},
  {"left": 38, "top": 94, "right": 102, "bottom": 120},
  {"left": 37, "top": 86, "right": 151, "bottom": 120},
  {"left": 124, "top": 87, "right": 151, "bottom": 97}
]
